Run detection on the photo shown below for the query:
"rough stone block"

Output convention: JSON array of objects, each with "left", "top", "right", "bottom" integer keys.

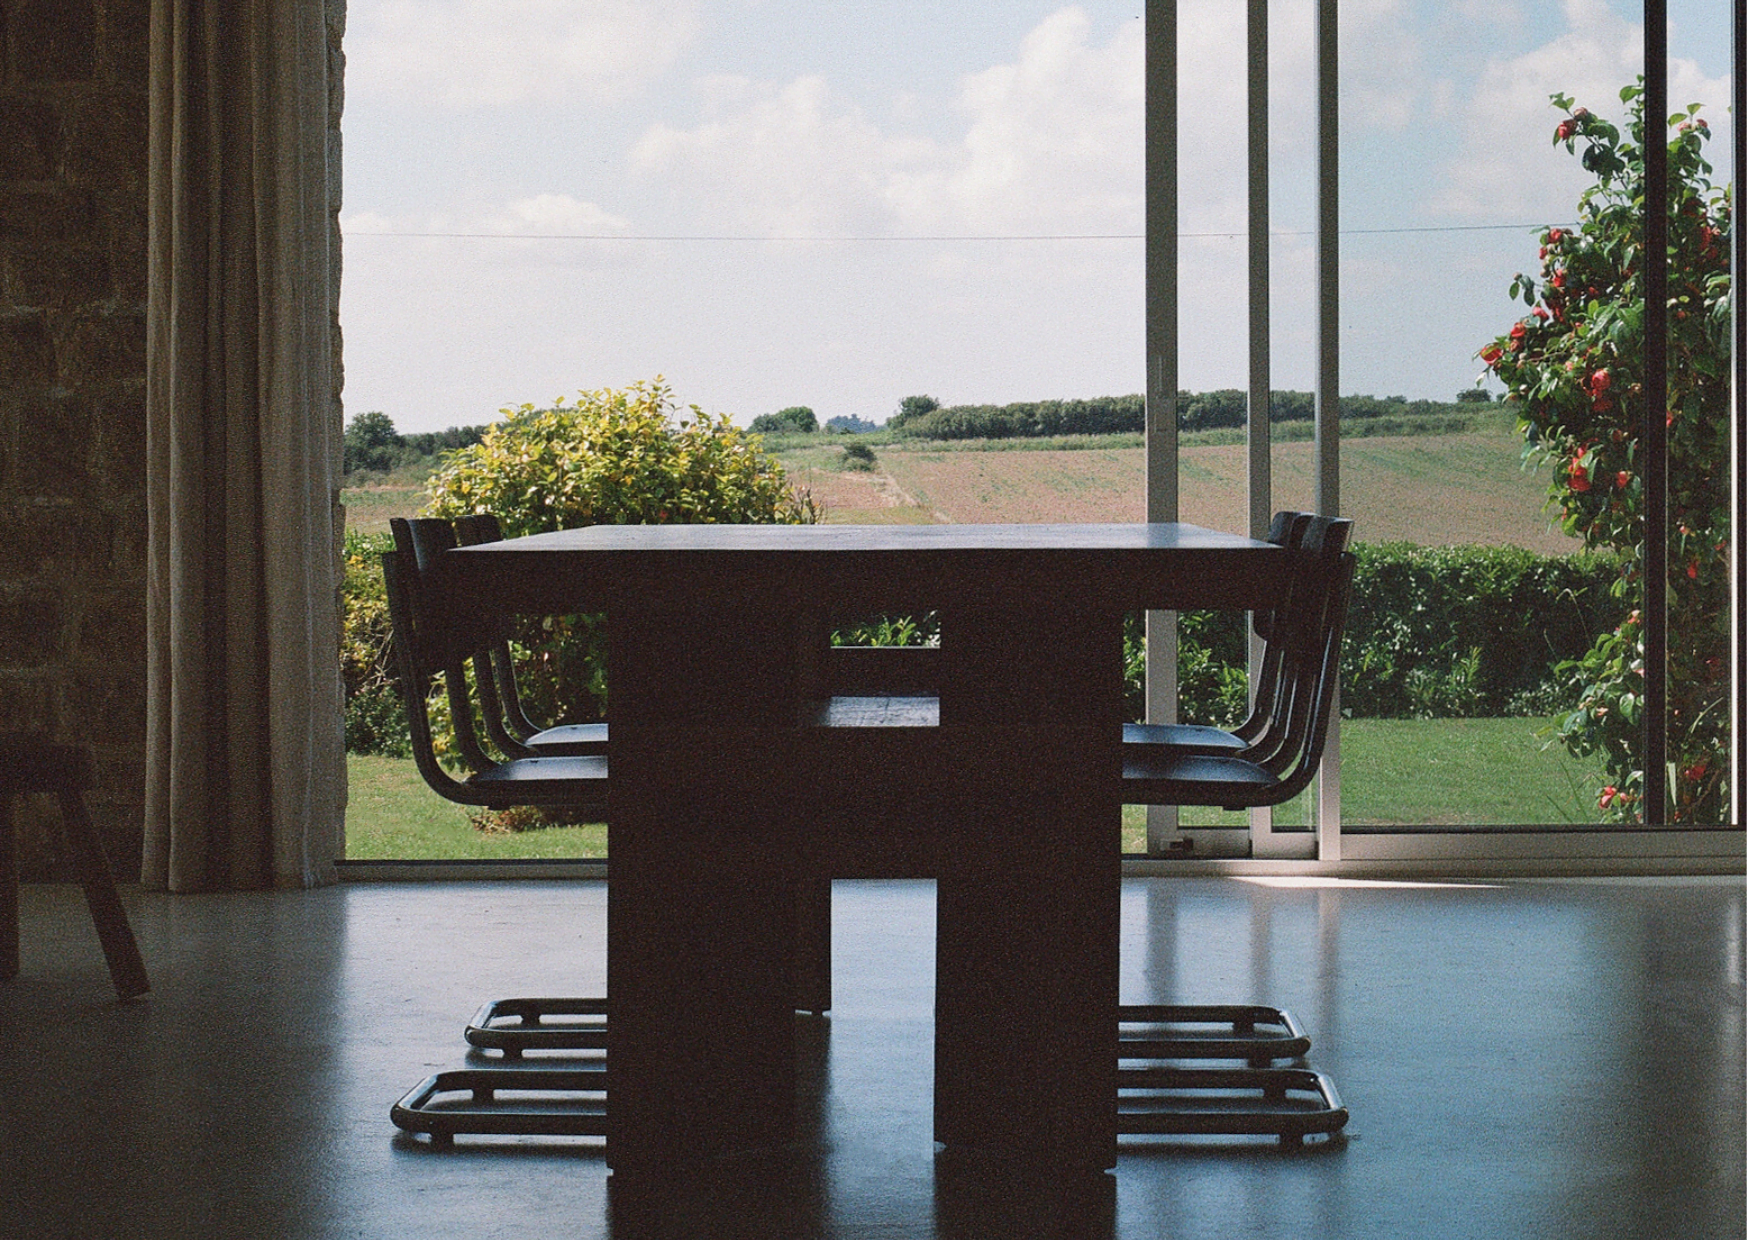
[
  {"left": 52, "top": 304, "right": 145, "bottom": 386},
  {"left": 0, "top": 243, "right": 112, "bottom": 310},
  {"left": 0, "top": 310, "right": 54, "bottom": 383},
  {"left": 0, "top": 590, "right": 61, "bottom": 665},
  {"left": 0, "top": 95, "right": 57, "bottom": 179},
  {"left": 69, "top": 661, "right": 146, "bottom": 744},
  {"left": 0, "top": 500, "right": 114, "bottom": 575},
  {"left": 0, "top": 184, "right": 94, "bottom": 245},
  {"left": 96, "top": 0, "right": 150, "bottom": 87},
  {"left": 108, "top": 489, "right": 145, "bottom": 574},
  {"left": 97, "top": 196, "right": 145, "bottom": 302},
  {"left": 62, "top": 89, "right": 146, "bottom": 190},
  {"left": 8, "top": 391, "right": 94, "bottom": 499},
  {"left": 91, "top": 384, "right": 145, "bottom": 495},
  {"left": 0, "top": 673, "right": 56, "bottom": 731},
  {"left": 76, "top": 582, "right": 143, "bottom": 666},
  {"left": 10, "top": 0, "right": 97, "bottom": 84}
]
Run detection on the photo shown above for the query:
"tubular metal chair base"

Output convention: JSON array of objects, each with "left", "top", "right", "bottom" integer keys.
[
  {"left": 393, "top": 998, "right": 610, "bottom": 1141},
  {"left": 464, "top": 996, "right": 608, "bottom": 1058},
  {"left": 1118, "top": 1004, "right": 1347, "bottom": 1146},
  {"left": 1117, "top": 1066, "right": 1348, "bottom": 1145},
  {"left": 1119, "top": 1004, "right": 1311, "bottom": 1068},
  {"left": 391, "top": 1068, "right": 607, "bottom": 1142},
  {"left": 394, "top": 998, "right": 1346, "bottom": 1145}
]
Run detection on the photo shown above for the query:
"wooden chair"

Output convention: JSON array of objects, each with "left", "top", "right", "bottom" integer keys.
[
  {"left": 384, "top": 518, "right": 613, "bottom": 1139},
  {"left": 1, "top": 736, "right": 149, "bottom": 1000},
  {"left": 384, "top": 517, "right": 608, "bottom": 815},
  {"left": 1122, "top": 510, "right": 1311, "bottom": 756},
  {"left": 449, "top": 513, "right": 608, "bottom": 759},
  {"left": 1123, "top": 516, "right": 1354, "bottom": 810},
  {"left": 1115, "top": 516, "right": 1356, "bottom": 1144}
]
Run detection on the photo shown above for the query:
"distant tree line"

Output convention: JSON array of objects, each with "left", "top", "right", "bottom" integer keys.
[
  {"left": 883, "top": 389, "right": 1496, "bottom": 440},
  {"left": 343, "top": 411, "right": 486, "bottom": 476}
]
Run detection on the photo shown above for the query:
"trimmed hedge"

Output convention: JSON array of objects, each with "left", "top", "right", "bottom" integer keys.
[
  {"left": 1127, "top": 543, "right": 1625, "bottom": 725},
  {"left": 890, "top": 392, "right": 1498, "bottom": 440}
]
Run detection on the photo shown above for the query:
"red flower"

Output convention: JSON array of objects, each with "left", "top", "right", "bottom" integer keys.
[
  {"left": 1682, "top": 761, "right": 1709, "bottom": 782},
  {"left": 1599, "top": 785, "right": 1617, "bottom": 808},
  {"left": 1556, "top": 119, "right": 1578, "bottom": 141},
  {"left": 1686, "top": 559, "right": 1699, "bottom": 579},
  {"left": 1509, "top": 322, "right": 1527, "bottom": 350},
  {"left": 1587, "top": 368, "right": 1611, "bottom": 396},
  {"left": 1547, "top": 227, "right": 1564, "bottom": 244},
  {"left": 1568, "top": 457, "right": 1591, "bottom": 492},
  {"left": 1615, "top": 471, "right": 1630, "bottom": 489},
  {"left": 1550, "top": 269, "right": 1566, "bottom": 288},
  {"left": 1480, "top": 343, "right": 1504, "bottom": 366},
  {"left": 1534, "top": 306, "right": 1551, "bottom": 321}
]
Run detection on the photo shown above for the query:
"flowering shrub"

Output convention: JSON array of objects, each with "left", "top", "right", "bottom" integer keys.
[
  {"left": 1479, "top": 81, "right": 1731, "bottom": 823},
  {"left": 423, "top": 379, "right": 817, "bottom": 730}
]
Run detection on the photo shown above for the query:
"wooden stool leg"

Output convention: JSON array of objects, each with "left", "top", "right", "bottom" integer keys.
[
  {"left": 1, "top": 797, "right": 18, "bottom": 983},
  {"left": 56, "top": 790, "right": 149, "bottom": 1000}
]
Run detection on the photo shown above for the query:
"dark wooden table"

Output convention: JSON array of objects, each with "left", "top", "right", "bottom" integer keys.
[{"left": 440, "top": 522, "right": 1286, "bottom": 1180}]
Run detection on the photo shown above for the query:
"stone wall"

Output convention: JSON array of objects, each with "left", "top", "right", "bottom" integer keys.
[{"left": 0, "top": 0, "right": 150, "bottom": 877}]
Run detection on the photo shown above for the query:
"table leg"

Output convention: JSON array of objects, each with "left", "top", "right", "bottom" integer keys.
[
  {"left": 606, "top": 619, "right": 802, "bottom": 1174},
  {"left": 932, "top": 606, "right": 1122, "bottom": 1175}
]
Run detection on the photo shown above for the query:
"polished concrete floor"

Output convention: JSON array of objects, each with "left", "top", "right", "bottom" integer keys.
[{"left": 1, "top": 876, "right": 1742, "bottom": 1239}]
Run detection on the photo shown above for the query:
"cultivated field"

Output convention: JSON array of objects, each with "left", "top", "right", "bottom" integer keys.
[
  {"left": 345, "top": 423, "right": 1577, "bottom": 554},
  {"left": 784, "top": 426, "right": 1579, "bottom": 552}
]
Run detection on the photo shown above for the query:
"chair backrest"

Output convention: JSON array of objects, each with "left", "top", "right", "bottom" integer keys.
[
  {"left": 449, "top": 514, "right": 545, "bottom": 750},
  {"left": 381, "top": 528, "right": 483, "bottom": 804},
  {"left": 1244, "top": 517, "right": 1354, "bottom": 803},
  {"left": 1234, "top": 512, "right": 1314, "bottom": 739},
  {"left": 1251, "top": 510, "right": 1311, "bottom": 643},
  {"left": 1242, "top": 515, "right": 1352, "bottom": 775},
  {"left": 387, "top": 517, "right": 504, "bottom": 778}
]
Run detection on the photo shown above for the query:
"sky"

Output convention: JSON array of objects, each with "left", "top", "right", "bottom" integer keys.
[{"left": 338, "top": 0, "right": 1734, "bottom": 433}]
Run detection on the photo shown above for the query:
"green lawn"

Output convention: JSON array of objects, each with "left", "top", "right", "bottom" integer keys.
[
  {"left": 344, "top": 754, "right": 607, "bottom": 859},
  {"left": 346, "top": 716, "right": 1606, "bottom": 860}
]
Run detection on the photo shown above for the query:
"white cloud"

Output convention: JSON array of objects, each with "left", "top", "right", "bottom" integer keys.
[
  {"left": 922, "top": 8, "right": 1144, "bottom": 235},
  {"left": 482, "top": 194, "right": 633, "bottom": 237},
  {"left": 629, "top": 7, "right": 1144, "bottom": 240},
  {"left": 1341, "top": 0, "right": 1427, "bottom": 133},
  {"left": 347, "top": 0, "right": 699, "bottom": 110},
  {"left": 341, "top": 196, "right": 635, "bottom": 272},
  {"left": 632, "top": 74, "right": 930, "bottom": 236},
  {"left": 1430, "top": 0, "right": 1732, "bottom": 218}
]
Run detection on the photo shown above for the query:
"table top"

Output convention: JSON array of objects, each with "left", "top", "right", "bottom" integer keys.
[
  {"left": 442, "top": 521, "right": 1286, "bottom": 615},
  {"left": 454, "top": 521, "right": 1266, "bottom": 553}
]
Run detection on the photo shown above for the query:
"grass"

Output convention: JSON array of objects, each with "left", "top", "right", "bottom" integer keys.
[
  {"left": 346, "top": 718, "right": 1605, "bottom": 860},
  {"left": 1117, "top": 716, "right": 1607, "bottom": 850},
  {"left": 344, "top": 754, "right": 606, "bottom": 859}
]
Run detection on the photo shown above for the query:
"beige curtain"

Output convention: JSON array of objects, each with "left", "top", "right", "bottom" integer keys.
[{"left": 144, "top": 0, "right": 345, "bottom": 891}]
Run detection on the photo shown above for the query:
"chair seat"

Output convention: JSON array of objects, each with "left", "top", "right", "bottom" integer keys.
[
  {"left": 0, "top": 735, "right": 93, "bottom": 795},
  {"left": 1122, "top": 721, "right": 1249, "bottom": 754},
  {"left": 523, "top": 722, "right": 610, "bottom": 755},
  {"left": 467, "top": 754, "right": 609, "bottom": 807},
  {"left": 1122, "top": 748, "right": 1282, "bottom": 809}
]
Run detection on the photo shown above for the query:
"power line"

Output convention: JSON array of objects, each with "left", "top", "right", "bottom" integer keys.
[{"left": 343, "top": 221, "right": 1575, "bottom": 243}]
